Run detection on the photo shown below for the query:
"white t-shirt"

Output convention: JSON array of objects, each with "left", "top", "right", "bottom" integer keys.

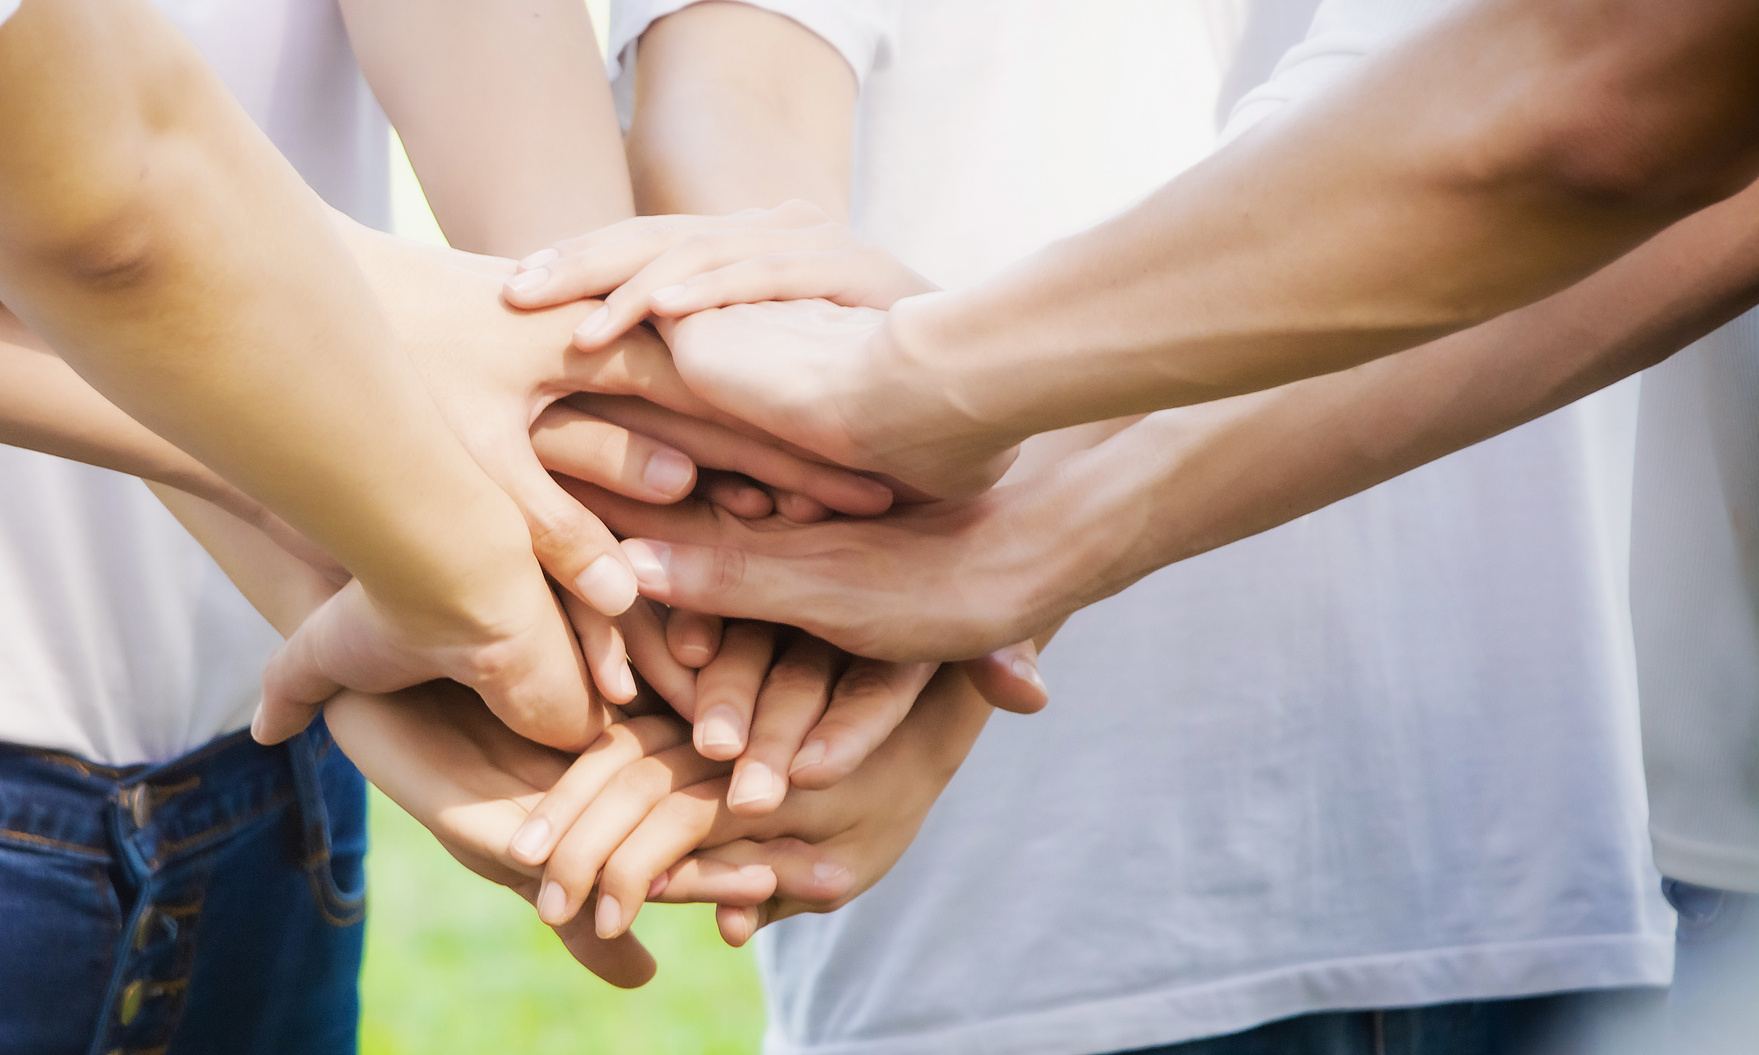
[
  {"left": 1632, "top": 310, "right": 1759, "bottom": 894},
  {"left": 0, "top": 0, "right": 389, "bottom": 766},
  {"left": 0, "top": 1, "right": 19, "bottom": 28},
  {"left": 615, "top": 1, "right": 1672, "bottom": 1051}
]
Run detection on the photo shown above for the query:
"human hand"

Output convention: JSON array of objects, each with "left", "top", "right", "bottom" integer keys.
[
  {"left": 253, "top": 225, "right": 894, "bottom": 744},
  {"left": 323, "top": 685, "right": 781, "bottom": 987},
  {"left": 548, "top": 664, "right": 994, "bottom": 942},
  {"left": 501, "top": 200, "right": 935, "bottom": 344},
  {"left": 254, "top": 335, "right": 807, "bottom": 748},
  {"left": 501, "top": 203, "right": 1009, "bottom": 499},
  {"left": 662, "top": 618, "right": 1044, "bottom": 809},
  {"left": 344, "top": 217, "right": 894, "bottom": 600},
  {"left": 554, "top": 473, "right": 1059, "bottom": 664}
]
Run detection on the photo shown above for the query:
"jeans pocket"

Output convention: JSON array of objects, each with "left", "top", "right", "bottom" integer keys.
[{"left": 300, "top": 741, "right": 367, "bottom": 929}]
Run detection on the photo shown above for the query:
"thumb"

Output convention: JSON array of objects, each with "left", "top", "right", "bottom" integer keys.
[
  {"left": 257, "top": 594, "right": 354, "bottom": 744},
  {"left": 959, "top": 639, "right": 1049, "bottom": 714}
]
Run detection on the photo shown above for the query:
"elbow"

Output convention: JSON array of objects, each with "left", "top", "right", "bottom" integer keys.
[
  {"left": 1516, "top": 100, "right": 1758, "bottom": 216},
  {"left": 50, "top": 203, "right": 165, "bottom": 293},
  {"left": 1445, "top": 2, "right": 1759, "bottom": 216}
]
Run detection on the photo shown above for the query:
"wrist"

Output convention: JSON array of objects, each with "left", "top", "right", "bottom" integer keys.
[
  {"left": 848, "top": 295, "right": 1027, "bottom": 496},
  {"left": 993, "top": 438, "right": 1152, "bottom": 629}
]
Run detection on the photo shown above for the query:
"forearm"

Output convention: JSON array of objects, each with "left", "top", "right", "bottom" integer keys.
[
  {"left": 881, "top": 0, "right": 1759, "bottom": 448},
  {"left": 1032, "top": 177, "right": 1759, "bottom": 619},
  {"left": 341, "top": 0, "right": 633, "bottom": 256},
  {"left": 0, "top": 306, "right": 228, "bottom": 496},
  {"left": 0, "top": 0, "right": 530, "bottom": 610},
  {"left": 626, "top": 2, "right": 857, "bottom": 218}
]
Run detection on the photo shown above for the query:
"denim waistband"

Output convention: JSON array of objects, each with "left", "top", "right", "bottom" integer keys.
[{"left": 0, "top": 722, "right": 337, "bottom": 872}]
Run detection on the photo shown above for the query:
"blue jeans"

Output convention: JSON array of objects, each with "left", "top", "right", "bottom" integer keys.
[
  {"left": 1661, "top": 878, "right": 1759, "bottom": 1055},
  {"left": 1111, "top": 989, "right": 1667, "bottom": 1055},
  {"left": 0, "top": 719, "right": 367, "bottom": 1055}
]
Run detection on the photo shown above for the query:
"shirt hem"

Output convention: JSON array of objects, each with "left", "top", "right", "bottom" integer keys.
[
  {"left": 762, "top": 933, "right": 1674, "bottom": 1055},
  {"left": 1650, "top": 825, "right": 1759, "bottom": 895}
]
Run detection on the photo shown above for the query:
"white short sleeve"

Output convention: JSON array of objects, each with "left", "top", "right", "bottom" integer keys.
[
  {"left": 0, "top": 0, "right": 22, "bottom": 28},
  {"left": 608, "top": 0, "right": 900, "bottom": 125},
  {"left": 1220, "top": 0, "right": 1456, "bottom": 142}
]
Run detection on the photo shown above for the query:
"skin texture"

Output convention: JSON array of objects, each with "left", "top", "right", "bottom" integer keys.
[
  {"left": 625, "top": 1, "right": 858, "bottom": 220},
  {"left": 497, "top": 1, "right": 1039, "bottom": 947},
  {"left": 582, "top": 177, "right": 1759, "bottom": 662},
  {"left": 527, "top": 0, "right": 1759, "bottom": 499},
  {"left": 144, "top": 481, "right": 769, "bottom": 989},
  {"left": 337, "top": 0, "right": 633, "bottom": 256},
  {"left": 0, "top": 0, "right": 604, "bottom": 751}
]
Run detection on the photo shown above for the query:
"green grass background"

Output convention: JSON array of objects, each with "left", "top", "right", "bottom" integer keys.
[
  {"left": 358, "top": 791, "right": 765, "bottom": 1055},
  {"left": 363, "top": 6, "right": 766, "bottom": 1047}
]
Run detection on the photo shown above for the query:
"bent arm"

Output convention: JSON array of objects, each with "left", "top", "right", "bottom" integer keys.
[{"left": 0, "top": 0, "right": 532, "bottom": 611}]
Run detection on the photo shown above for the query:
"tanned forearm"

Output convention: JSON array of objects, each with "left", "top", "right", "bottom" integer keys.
[
  {"left": 879, "top": 0, "right": 1759, "bottom": 452},
  {"left": 1032, "top": 176, "right": 1759, "bottom": 621},
  {"left": 340, "top": 0, "right": 634, "bottom": 256},
  {"left": 0, "top": 0, "right": 532, "bottom": 614}
]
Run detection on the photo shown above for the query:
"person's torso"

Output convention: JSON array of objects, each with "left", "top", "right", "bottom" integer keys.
[
  {"left": 0, "top": 0, "right": 389, "bottom": 766},
  {"left": 1632, "top": 310, "right": 1759, "bottom": 894},
  {"left": 757, "top": 2, "right": 1671, "bottom": 1052}
]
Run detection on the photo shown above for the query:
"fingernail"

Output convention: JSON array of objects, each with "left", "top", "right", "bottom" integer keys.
[
  {"left": 505, "top": 267, "right": 550, "bottom": 295},
  {"left": 677, "top": 634, "right": 713, "bottom": 666},
  {"left": 623, "top": 540, "right": 672, "bottom": 590},
  {"left": 576, "top": 554, "right": 638, "bottom": 615},
  {"left": 789, "top": 740, "right": 827, "bottom": 775},
  {"left": 650, "top": 284, "right": 689, "bottom": 308},
  {"left": 642, "top": 448, "right": 695, "bottom": 497},
  {"left": 813, "top": 860, "right": 850, "bottom": 884},
  {"left": 574, "top": 306, "right": 610, "bottom": 343},
  {"left": 1010, "top": 657, "right": 1048, "bottom": 692},
  {"left": 595, "top": 893, "right": 622, "bottom": 939},
  {"left": 509, "top": 816, "right": 552, "bottom": 863},
  {"left": 611, "top": 660, "right": 637, "bottom": 702},
  {"left": 737, "top": 864, "right": 772, "bottom": 879},
  {"left": 728, "top": 762, "right": 777, "bottom": 808},
  {"left": 537, "top": 880, "right": 569, "bottom": 925},
  {"left": 518, "top": 247, "right": 559, "bottom": 271},
  {"left": 697, "top": 705, "right": 744, "bottom": 753},
  {"left": 647, "top": 873, "right": 670, "bottom": 900},
  {"left": 250, "top": 705, "right": 267, "bottom": 744}
]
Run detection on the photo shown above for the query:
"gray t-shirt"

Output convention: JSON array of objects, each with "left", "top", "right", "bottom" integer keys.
[{"left": 1632, "top": 308, "right": 1759, "bottom": 894}]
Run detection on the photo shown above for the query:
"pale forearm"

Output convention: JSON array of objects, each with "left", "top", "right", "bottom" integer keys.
[
  {"left": 626, "top": 2, "right": 857, "bottom": 218},
  {"left": 1039, "top": 177, "right": 1759, "bottom": 618},
  {"left": 0, "top": 0, "right": 530, "bottom": 611},
  {"left": 341, "top": 0, "right": 633, "bottom": 256},
  {"left": 880, "top": 0, "right": 1759, "bottom": 449}
]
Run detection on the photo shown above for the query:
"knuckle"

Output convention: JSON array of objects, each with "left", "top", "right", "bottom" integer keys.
[
  {"left": 706, "top": 546, "right": 749, "bottom": 597},
  {"left": 613, "top": 758, "right": 674, "bottom": 802},
  {"left": 461, "top": 636, "right": 525, "bottom": 688}
]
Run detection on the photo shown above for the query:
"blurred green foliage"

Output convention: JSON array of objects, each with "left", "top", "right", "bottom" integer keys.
[{"left": 359, "top": 789, "right": 766, "bottom": 1055}]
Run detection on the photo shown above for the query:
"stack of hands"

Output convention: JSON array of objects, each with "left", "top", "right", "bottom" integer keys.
[{"left": 218, "top": 201, "right": 1074, "bottom": 988}]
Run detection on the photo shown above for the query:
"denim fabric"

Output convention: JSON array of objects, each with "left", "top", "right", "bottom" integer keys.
[
  {"left": 1661, "top": 878, "right": 1759, "bottom": 1055},
  {"left": 0, "top": 719, "right": 366, "bottom": 1055},
  {"left": 1109, "top": 989, "right": 1666, "bottom": 1055}
]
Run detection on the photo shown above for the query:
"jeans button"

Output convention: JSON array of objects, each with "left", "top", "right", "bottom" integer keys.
[
  {"left": 132, "top": 907, "right": 158, "bottom": 951},
  {"left": 126, "top": 784, "right": 152, "bottom": 828},
  {"left": 119, "top": 978, "right": 145, "bottom": 1025}
]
